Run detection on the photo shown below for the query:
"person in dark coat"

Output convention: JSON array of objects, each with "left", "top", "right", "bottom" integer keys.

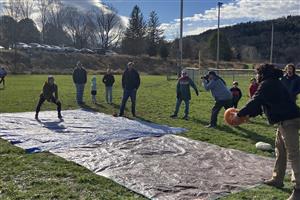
[
  {"left": 102, "top": 68, "right": 115, "bottom": 104},
  {"left": 119, "top": 62, "right": 140, "bottom": 117},
  {"left": 0, "top": 67, "right": 7, "bottom": 88},
  {"left": 170, "top": 70, "right": 199, "bottom": 120},
  {"left": 233, "top": 64, "right": 300, "bottom": 200},
  {"left": 35, "top": 76, "right": 62, "bottom": 119},
  {"left": 72, "top": 61, "right": 87, "bottom": 105},
  {"left": 281, "top": 63, "right": 300, "bottom": 103},
  {"left": 230, "top": 81, "right": 242, "bottom": 108}
]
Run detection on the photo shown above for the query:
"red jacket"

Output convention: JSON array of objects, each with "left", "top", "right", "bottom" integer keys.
[{"left": 249, "top": 83, "right": 259, "bottom": 98}]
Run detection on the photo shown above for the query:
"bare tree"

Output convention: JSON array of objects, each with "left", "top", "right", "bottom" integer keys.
[
  {"left": 36, "top": 0, "right": 53, "bottom": 42},
  {"left": 18, "top": 0, "right": 35, "bottom": 19},
  {"left": 90, "top": 5, "right": 124, "bottom": 50},
  {"left": 47, "top": 0, "right": 65, "bottom": 28},
  {"left": 64, "top": 6, "right": 95, "bottom": 48},
  {"left": 3, "top": 0, "right": 21, "bottom": 20}
]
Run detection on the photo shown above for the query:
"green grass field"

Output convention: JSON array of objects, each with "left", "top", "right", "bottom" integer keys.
[{"left": 0, "top": 75, "right": 298, "bottom": 199}]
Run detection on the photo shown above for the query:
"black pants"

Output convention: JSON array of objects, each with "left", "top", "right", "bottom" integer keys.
[
  {"left": 0, "top": 77, "right": 5, "bottom": 86},
  {"left": 36, "top": 95, "right": 61, "bottom": 115},
  {"left": 119, "top": 89, "right": 137, "bottom": 116},
  {"left": 210, "top": 99, "right": 233, "bottom": 126}
]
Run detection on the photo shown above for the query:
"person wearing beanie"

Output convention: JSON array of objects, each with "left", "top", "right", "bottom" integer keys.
[
  {"left": 281, "top": 63, "right": 300, "bottom": 103},
  {"left": 170, "top": 70, "right": 199, "bottom": 120},
  {"left": 119, "top": 62, "right": 140, "bottom": 117},
  {"left": 102, "top": 68, "right": 115, "bottom": 104},
  {"left": 72, "top": 61, "right": 87, "bottom": 105},
  {"left": 35, "top": 76, "right": 62, "bottom": 119},
  {"left": 91, "top": 76, "right": 97, "bottom": 104},
  {"left": 230, "top": 81, "right": 242, "bottom": 108},
  {"left": 202, "top": 71, "right": 233, "bottom": 128},
  {"left": 233, "top": 64, "right": 300, "bottom": 200}
]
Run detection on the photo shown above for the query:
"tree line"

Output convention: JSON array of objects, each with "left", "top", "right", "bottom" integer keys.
[{"left": 0, "top": 0, "right": 169, "bottom": 59}]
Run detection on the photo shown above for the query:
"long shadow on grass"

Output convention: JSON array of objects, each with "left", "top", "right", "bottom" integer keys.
[{"left": 217, "top": 125, "right": 274, "bottom": 145}]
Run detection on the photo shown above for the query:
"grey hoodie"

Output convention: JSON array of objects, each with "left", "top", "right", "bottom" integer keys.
[{"left": 203, "top": 78, "right": 232, "bottom": 101}]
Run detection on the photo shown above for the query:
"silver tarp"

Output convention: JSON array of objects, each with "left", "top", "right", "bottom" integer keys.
[{"left": 0, "top": 110, "right": 274, "bottom": 200}]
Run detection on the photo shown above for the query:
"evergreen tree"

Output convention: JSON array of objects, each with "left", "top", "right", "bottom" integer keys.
[
  {"left": 146, "top": 11, "right": 163, "bottom": 56},
  {"left": 159, "top": 42, "right": 169, "bottom": 59},
  {"left": 0, "top": 15, "right": 17, "bottom": 49},
  {"left": 208, "top": 32, "right": 232, "bottom": 61},
  {"left": 17, "top": 18, "right": 41, "bottom": 44},
  {"left": 121, "top": 5, "right": 146, "bottom": 55}
]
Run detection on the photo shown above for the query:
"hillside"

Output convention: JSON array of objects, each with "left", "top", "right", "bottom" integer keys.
[
  {"left": 184, "top": 16, "right": 300, "bottom": 63},
  {"left": 0, "top": 50, "right": 250, "bottom": 74}
]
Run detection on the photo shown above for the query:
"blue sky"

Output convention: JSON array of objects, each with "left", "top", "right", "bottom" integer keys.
[
  {"left": 0, "top": 0, "right": 299, "bottom": 40},
  {"left": 102, "top": 0, "right": 300, "bottom": 39}
]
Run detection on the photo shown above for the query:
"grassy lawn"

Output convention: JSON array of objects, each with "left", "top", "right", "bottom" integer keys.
[{"left": 0, "top": 74, "right": 299, "bottom": 199}]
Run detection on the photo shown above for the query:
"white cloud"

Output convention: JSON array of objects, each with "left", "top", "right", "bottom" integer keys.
[{"left": 162, "top": 0, "right": 300, "bottom": 40}]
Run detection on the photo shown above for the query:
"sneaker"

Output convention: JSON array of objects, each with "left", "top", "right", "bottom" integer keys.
[
  {"left": 35, "top": 113, "right": 39, "bottom": 120},
  {"left": 58, "top": 114, "right": 63, "bottom": 119},
  {"left": 263, "top": 179, "right": 284, "bottom": 188},
  {"left": 170, "top": 114, "right": 177, "bottom": 119},
  {"left": 205, "top": 124, "right": 216, "bottom": 128},
  {"left": 287, "top": 188, "right": 300, "bottom": 200},
  {"left": 182, "top": 115, "right": 189, "bottom": 120}
]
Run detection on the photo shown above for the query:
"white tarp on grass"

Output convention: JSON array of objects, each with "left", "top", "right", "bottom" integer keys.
[{"left": 0, "top": 110, "right": 274, "bottom": 200}]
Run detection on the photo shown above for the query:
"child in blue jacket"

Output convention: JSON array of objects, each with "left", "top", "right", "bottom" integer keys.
[{"left": 170, "top": 70, "right": 199, "bottom": 120}]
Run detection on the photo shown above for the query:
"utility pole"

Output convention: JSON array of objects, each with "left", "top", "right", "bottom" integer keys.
[
  {"left": 198, "top": 50, "right": 201, "bottom": 68},
  {"left": 179, "top": 0, "right": 183, "bottom": 74},
  {"left": 270, "top": 22, "right": 274, "bottom": 64},
  {"left": 216, "top": 2, "right": 223, "bottom": 69}
]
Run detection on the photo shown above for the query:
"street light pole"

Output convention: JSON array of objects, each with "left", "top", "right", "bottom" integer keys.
[
  {"left": 179, "top": 0, "right": 183, "bottom": 74},
  {"left": 216, "top": 2, "right": 223, "bottom": 69},
  {"left": 270, "top": 22, "right": 274, "bottom": 64}
]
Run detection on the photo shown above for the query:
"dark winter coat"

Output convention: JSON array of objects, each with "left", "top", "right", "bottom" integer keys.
[
  {"left": 102, "top": 74, "right": 115, "bottom": 87},
  {"left": 281, "top": 74, "right": 300, "bottom": 102},
  {"left": 41, "top": 82, "right": 58, "bottom": 101},
  {"left": 176, "top": 76, "right": 199, "bottom": 100},
  {"left": 238, "top": 78, "right": 300, "bottom": 124},
  {"left": 122, "top": 68, "right": 140, "bottom": 90},
  {"left": 230, "top": 87, "right": 242, "bottom": 102},
  {"left": 72, "top": 67, "right": 87, "bottom": 84}
]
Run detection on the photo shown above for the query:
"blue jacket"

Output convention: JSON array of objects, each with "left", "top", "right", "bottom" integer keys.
[
  {"left": 281, "top": 74, "right": 300, "bottom": 102},
  {"left": 203, "top": 78, "right": 232, "bottom": 101},
  {"left": 176, "top": 76, "right": 198, "bottom": 100}
]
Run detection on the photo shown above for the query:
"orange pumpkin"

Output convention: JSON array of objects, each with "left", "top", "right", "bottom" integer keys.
[{"left": 224, "top": 108, "right": 248, "bottom": 126}]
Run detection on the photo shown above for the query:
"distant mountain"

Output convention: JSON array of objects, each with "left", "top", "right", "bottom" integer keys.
[{"left": 180, "top": 16, "right": 300, "bottom": 64}]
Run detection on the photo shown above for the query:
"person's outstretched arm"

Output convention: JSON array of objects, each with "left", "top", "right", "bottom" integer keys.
[{"left": 189, "top": 78, "right": 199, "bottom": 96}]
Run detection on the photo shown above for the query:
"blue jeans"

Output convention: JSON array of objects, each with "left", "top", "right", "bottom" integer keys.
[
  {"left": 105, "top": 86, "right": 113, "bottom": 103},
  {"left": 75, "top": 84, "right": 85, "bottom": 104},
  {"left": 119, "top": 89, "right": 137, "bottom": 116},
  {"left": 174, "top": 98, "right": 189, "bottom": 116}
]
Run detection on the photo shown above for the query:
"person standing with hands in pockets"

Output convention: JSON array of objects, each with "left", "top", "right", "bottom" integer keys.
[{"left": 119, "top": 62, "right": 140, "bottom": 117}]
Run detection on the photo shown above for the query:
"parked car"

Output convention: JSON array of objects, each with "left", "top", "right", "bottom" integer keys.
[
  {"left": 29, "top": 43, "right": 44, "bottom": 50},
  {"left": 51, "top": 45, "right": 64, "bottom": 52},
  {"left": 80, "top": 48, "right": 95, "bottom": 54},
  {"left": 105, "top": 50, "right": 117, "bottom": 56},
  {"left": 15, "top": 42, "right": 31, "bottom": 50},
  {"left": 63, "top": 47, "right": 80, "bottom": 53},
  {"left": 93, "top": 48, "right": 105, "bottom": 55}
]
